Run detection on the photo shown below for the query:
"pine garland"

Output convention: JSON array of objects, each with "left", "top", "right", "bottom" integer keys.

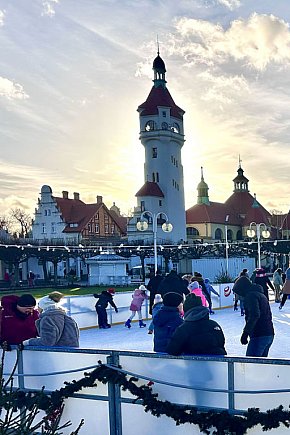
[{"left": 4, "top": 361, "right": 290, "bottom": 435}]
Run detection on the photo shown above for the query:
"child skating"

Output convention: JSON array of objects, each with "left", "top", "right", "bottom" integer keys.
[
  {"left": 125, "top": 285, "right": 148, "bottom": 328},
  {"left": 94, "top": 288, "right": 118, "bottom": 329}
]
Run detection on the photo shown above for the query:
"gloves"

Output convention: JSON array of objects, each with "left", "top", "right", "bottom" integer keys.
[
  {"left": 1, "top": 341, "right": 12, "bottom": 352},
  {"left": 22, "top": 340, "right": 30, "bottom": 346},
  {"left": 115, "top": 308, "right": 118, "bottom": 313},
  {"left": 240, "top": 331, "right": 249, "bottom": 345}
]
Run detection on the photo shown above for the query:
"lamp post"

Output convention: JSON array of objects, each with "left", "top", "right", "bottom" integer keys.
[
  {"left": 247, "top": 222, "right": 270, "bottom": 269},
  {"left": 136, "top": 211, "right": 173, "bottom": 273},
  {"left": 225, "top": 215, "right": 229, "bottom": 275}
]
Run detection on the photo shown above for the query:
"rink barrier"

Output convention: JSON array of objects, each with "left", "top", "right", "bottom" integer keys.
[{"left": 3, "top": 347, "right": 290, "bottom": 435}]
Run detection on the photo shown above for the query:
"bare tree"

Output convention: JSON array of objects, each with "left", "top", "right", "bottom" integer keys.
[
  {"left": 9, "top": 208, "right": 32, "bottom": 238},
  {"left": 0, "top": 215, "right": 12, "bottom": 232}
]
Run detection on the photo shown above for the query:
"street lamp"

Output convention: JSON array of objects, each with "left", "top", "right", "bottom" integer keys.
[
  {"left": 246, "top": 222, "right": 270, "bottom": 269},
  {"left": 136, "top": 211, "right": 173, "bottom": 273},
  {"left": 225, "top": 215, "right": 229, "bottom": 275}
]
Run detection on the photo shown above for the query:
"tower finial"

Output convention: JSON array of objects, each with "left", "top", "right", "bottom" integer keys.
[
  {"left": 201, "top": 166, "right": 204, "bottom": 180},
  {"left": 157, "top": 35, "right": 160, "bottom": 55},
  {"left": 238, "top": 154, "right": 242, "bottom": 168}
]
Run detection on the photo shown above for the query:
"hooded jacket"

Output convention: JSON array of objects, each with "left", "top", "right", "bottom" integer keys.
[
  {"left": 166, "top": 306, "right": 226, "bottom": 356},
  {"left": 130, "top": 289, "right": 147, "bottom": 311},
  {"left": 233, "top": 276, "right": 274, "bottom": 338},
  {"left": 158, "top": 271, "right": 189, "bottom": 298},
  {"left": 153, "top": 306, "right": 183, "bottom": 352},
  {"left": 25, "top": 307, "right": 79, "bottom": 347},
  {"left": 0, "top": 295, "right": 39, "bottom": 344}
]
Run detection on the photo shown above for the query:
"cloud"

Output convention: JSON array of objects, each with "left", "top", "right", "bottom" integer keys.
[
  {"left": 217, "top": 0, "right": 241, "bottom": 10},
  {"left": 41, "top": 0, "right": 59, "bottom": 17},
  {"left": 0, "top": 77, "right": 29, "bottom": 100},
  {"left": 0, "top": 9, "right": 4, "bottom": 26},
  {"left": 170, "top": 13, "right": 290, "bottom": 71}
]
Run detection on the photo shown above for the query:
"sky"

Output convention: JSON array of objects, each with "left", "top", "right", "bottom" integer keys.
[{"left": 0, "top": 0, "right": 289, "bottom": 219}]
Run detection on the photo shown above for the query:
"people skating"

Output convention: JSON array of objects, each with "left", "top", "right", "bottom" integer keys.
[
  {"left": 158, "top": 270, "right": 189, "bottom": 299},
  {"left": 279, "top": 267, "right": 290, "bottom": 310},
  {"left": 233, "top": 276, "right": 274, "bottom": 357},
  {"left": 187, "top": 281, "right": 209, "bottom": 307},
  {"left": 125, "top": 285, "right": 148, "bottom": 329},
  {"left": 192, "top": 272, "right": 213, "bottom": 313},
  {"left": 148, "top": 294, "right": 163, "bottom": 335},
  {"left": 166, "top": 293, "right": 227, "bottom": 356},
  {"left": 0, "top": 294, "right": 39, "bottom": 345},
  {"left": 23, "top": 292, "right": 79, "bottom": 347},
  {"left": 204, "top": 278, "right": 220, "bottom": 314},
  {"left": 94, "top": 288, "right": 118, "bottom": 329},
  {"left": 253, "top": 268, "right": 275, "bottom": 300},
  {"left": 273, "top": 268, "right": 283, "bottom": 303},
  {"left": 153, "top": 292, "right": 184, "bottom": 352},
  {"left": 147, "top": 269, "right": 163, "bottom": 315}
]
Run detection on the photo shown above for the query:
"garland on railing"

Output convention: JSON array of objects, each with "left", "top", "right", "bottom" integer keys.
[{"left": 4, "top": 361, "right": 290, "bottom": 435}]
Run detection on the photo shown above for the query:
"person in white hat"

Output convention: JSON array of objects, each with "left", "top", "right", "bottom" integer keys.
[
  {"left": 125, "top": 285, "right": 148, "bottom": 329},
  {"left": 23, "top": 292, "right": 79, "bottom": 347}
]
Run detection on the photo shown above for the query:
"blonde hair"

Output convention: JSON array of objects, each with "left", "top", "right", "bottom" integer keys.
[{"left": 48, "top": 291, "right": 64, "bottom": 303}]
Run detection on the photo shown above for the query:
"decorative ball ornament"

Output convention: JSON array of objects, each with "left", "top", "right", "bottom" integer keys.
[{"left": 136, "top": 221, "right": 148, "bottom": 231}]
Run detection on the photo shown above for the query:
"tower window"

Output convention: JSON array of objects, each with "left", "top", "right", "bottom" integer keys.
[
  {"left": 140, "top": 201, "right": 145, "bottom": 212},
  {"left": 152, "top": 147, "right": 157, "bottom": 158},
  {"left": 159, "top": 200, "right": 162, "bottom": 206},
  {"left": 152, "top": 173, "right": 155, "bottom": 182},
  {"left": 156, "top": 172, "right": 159, "bottom": 182},
  {"left": 162, "top": 111, "right": 166, "bottom": 117},
  {"left": 161, "top": 122, "right": 168, "bottom": 130},
  {"left": 171, "top": 123, "right": 180, "bottom": 133},
  {"left": 95, "top": 224, "right": 99, "bottom": 233},
  {"left": 145, "top": 120, "right": 156, "bottom": 131}
]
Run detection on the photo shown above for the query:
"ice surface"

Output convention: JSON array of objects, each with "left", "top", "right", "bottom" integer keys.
[{"left": 80, "top": 301, "right": 290, "bottom": 359}]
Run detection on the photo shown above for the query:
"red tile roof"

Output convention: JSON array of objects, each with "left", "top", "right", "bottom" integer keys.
[
  {"left": 186, "top": 202, "right": 231, "bottom": 224},
  {"left": 135, "top": 181, "right": 164, "bottom": 198},
  {"left": 138, "top": 85, "right": 184, "bottom": 120}
]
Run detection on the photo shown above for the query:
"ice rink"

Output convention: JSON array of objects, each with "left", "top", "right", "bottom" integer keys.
[{"left": 80, "top": 301, "right": 290, "bottom": 359}]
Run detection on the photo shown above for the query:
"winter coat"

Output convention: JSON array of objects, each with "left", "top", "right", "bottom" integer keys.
[
  {"left": 273, "top": 270, "right": 283, "bottom": 286},
  {"left": 130, "top": 289, "right": 147, "bottom": 311},
  {"left": 158, "top": 271, "right": 189, "bottom": 298},
  {"left": 0, "top": 295, "right": 39, "bottom": 345},
  {"left": 253, "top": 275, "right": 274, "bottom": 298},
  {"left": 233, "top": 276, "right": 274, "bottom": 338},
  {"left": 147, "top": 274, "right": 164, "bottom": 313},
  {"left": 189, "top": 288, "right": 208, "bottom": 307},
  {"left": 204, "top": 280, "right": 219, "bottom": 296},
  {"left": 94, "top": 291, "right": 117, "bottom": 310},
  {"left": 25, "top": 307, "right": 79, "bottom": 347},
  {"left": 152, "top": 302, "right": 163, "bottom": 318},
  {"left": 153, "top": 306, "right": 183, "bottom": 352},
  {"left": 167, "top": 306, "right": 226, "bottom": 356}
]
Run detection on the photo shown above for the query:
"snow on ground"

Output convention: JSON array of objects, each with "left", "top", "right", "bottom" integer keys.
[{"left": 80, "top": 301, "right": 290, "bottom": 359}]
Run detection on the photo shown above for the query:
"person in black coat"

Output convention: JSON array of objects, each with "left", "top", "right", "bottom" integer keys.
[
  {"left": 147, "top": 269, "right": 164, "bottom": 315},
  {"left": 158, "top": 270, "right": 189, "bottom": 299},
  {"left": 93, "top": 288, "right": 118, "bottom": 329},
  {"left": 253, "top": 268, "right": 275, "bottom": 300},
  {"left": 233, "top": 276, "right": 274, "bottom": 357},
  {"left": 166, "top": 293, "right": 226, "bottom": 356},
  {"left": 153, "top": 292, "right": 184, "bottom": 352}
]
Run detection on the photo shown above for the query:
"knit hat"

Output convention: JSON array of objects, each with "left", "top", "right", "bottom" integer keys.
[
  {"left": 38, "top": 295, "right": 59, "bottom": 311},
  {"left": 17, "top": 294, "right": 36, "bottom": 307},
  {"left": 163, "top": 292, "right": 183, "bottom": 307},
  {"left": 138, "top": 285, "right": 147, "bottom": 291},
  {"left": 153, "top": 294, "right": 163, "bottom": 304},
  {"left": 188, "top": 281, "right": 200, "bottom": 291},
  {"left": 107, "top": 288, "right": 115, "bottom": 294},
  {"left": 183, "top": 293, "right": 203, "bottom": 312},
  {"left": 256, "top": 268, "right": 266, "bottom": 277}
]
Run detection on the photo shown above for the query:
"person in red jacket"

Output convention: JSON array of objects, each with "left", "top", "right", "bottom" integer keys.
[{"left": 0, "top": 294, "right": 39, "bottom": 345}]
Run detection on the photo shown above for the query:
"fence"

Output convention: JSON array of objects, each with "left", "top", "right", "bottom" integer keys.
[{"left": 3, "top": 347, "right": 290, "bottom": 434}]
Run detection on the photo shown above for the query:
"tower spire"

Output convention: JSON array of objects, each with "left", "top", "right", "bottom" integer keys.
[{"left": 197, "top": 166, "right": 210, "bottom": 205}]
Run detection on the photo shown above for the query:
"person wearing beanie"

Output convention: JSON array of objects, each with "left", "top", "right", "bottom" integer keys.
[
  {"left": 94, "top": 288, "right": 118, "bottom": 329},
  {"left": 0, "top": 294, "right": 39, "bottom": 345},
  {"left": 253, "top": 268, "right": 274, "bottom": 300},
  {"left": 232, "top": 276, "right": 274, "bottom": 357},
  {"left": 148, "top": 294, "right": 163, "bottom": 335},
  {"left": 192, "top": 272, "right": 213, "bottom": 313},
  {"left": 166, "top": 293, "right": 226, "bottom": 356},
  {"left": 125, "top": 285, "right": 148, "bottom": 329},
  {"left": 23, "top": 293, "right": 79, "bottom": 347},
  {"left": 152, "top": 292, "right": 184, "bottom": 352},
  {"left": 188, "top": 281, "right": 209, "bottom": 308},
  {"left": 158, "top": 270, "right": 189, "bottom": 299}
]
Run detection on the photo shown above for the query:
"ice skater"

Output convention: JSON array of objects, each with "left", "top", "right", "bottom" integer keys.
[
  {"left": 125, "top": 285, "right": 148, "bottom": 328},
  {"left": 94, "top": 288, "right": 118, "bottom": 329},
  {"left": 148, "top": 294, "right": 163, "bottom": 334}
]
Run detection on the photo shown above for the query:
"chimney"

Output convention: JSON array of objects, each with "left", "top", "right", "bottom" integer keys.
[
  {"left": 73, "top": 192, "right": 80, "bottom": 200},
  {"left": 62, "top": 191, "right": 69, "bottom": 199},
  {"left": 96, "top": 195, "right": 103, "bottom": 204}
]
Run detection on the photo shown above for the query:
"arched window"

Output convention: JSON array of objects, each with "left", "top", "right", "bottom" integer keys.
[
  {"left": 236, "top": 229, "right": 243, "bottom": 240},
  {"left": 215, "top": 228, "right": 222, "bottom": 240},
  {"left": 171, "top": 122, "right": 180, "bottom": 133},
  {"left": 186, "top": 227, "right": 199, "bottom": 236},
  {"left": 145, "top": 120, "right": 156, "bottom": 131},
  {"left": 227, "top": 229, "right": 233, "bottom": 241},
  {"left": 161, "top": 122, "right": 168, "bottom": 130}
]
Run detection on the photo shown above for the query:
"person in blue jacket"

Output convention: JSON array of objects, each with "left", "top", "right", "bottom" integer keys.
[{"left": 153, "top": 292, "right": 183, "bottom": 352}]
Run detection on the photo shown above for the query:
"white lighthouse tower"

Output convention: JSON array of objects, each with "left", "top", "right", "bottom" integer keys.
[{"left": 127, "top": 52, "right": 186, "bottom": 244}]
